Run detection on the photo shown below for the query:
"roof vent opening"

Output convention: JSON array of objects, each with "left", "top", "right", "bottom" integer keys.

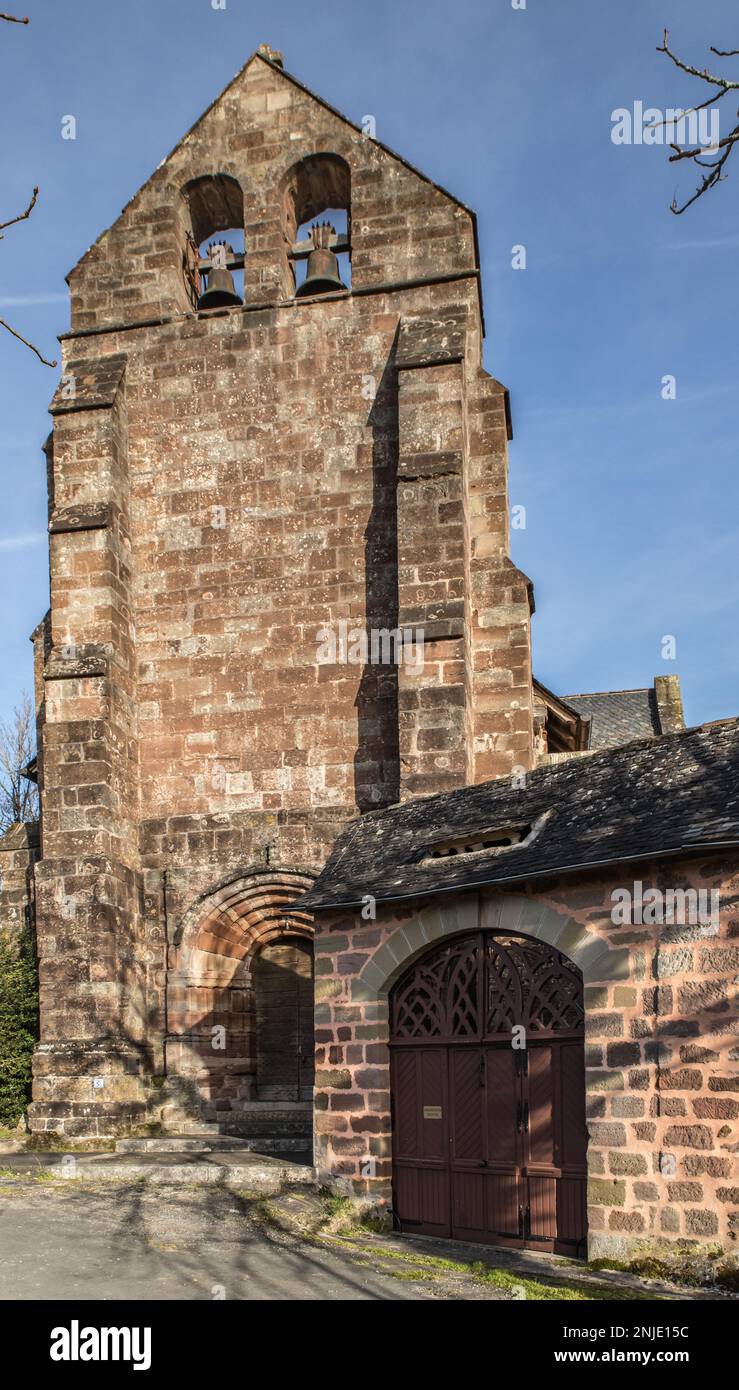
[{"left": 424, "top": 824, "right": 533, "bottom": 862}]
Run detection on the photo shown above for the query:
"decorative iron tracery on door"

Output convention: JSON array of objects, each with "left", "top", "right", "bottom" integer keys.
[{"left": 390, "top": 932, "right": 588, "bottom": 1255}]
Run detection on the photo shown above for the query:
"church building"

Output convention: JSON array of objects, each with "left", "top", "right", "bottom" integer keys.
[{"left": 1, "top": 46, "right": 736, "bottom": 1263}]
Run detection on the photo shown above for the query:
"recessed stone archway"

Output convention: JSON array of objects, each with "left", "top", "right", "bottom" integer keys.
[{"left": 165, "top": 867, "right": 315, "bottom": 1120}]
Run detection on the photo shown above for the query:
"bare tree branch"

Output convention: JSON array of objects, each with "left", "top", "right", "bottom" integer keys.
[
  {"left": 0, "top": 14, "right": 57, "bottom": 365},
  {"left": 0, "top": 316, "right": 56, "bottom": 365},
  {"left": 0, "top": 694, "right": 38, "bottom": 834},
  {"left": 0, "top": 184, "right": 37, "bottom": 238},
  {"left": 657, "top": 29, "right": 739, "bottom": 89},
  {"left": 0, "top": 187, "right": 57, "bottom": 364},
  {"left": 657, "top": 29, "right": 739, "bottom": 211},
  {"left": 644, "top": 86, "right": 726, "bottom": 132},
  {"left": 668, "top": 124, "right": 739, "bottom": 161},
  {"left": 669, "top": 145, "right": 733, "bottom": 215}
]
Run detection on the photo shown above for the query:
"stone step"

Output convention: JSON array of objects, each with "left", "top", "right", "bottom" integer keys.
[
  {"left": 1, "top": 1151, "right": 315, "bottom": 1187},
  {"left": 117, "top": 1134, "right": 311, "bottom": 1155},
  {"left": 175, "top": 1119, "right": 312, "bottom": 1137},
  {"left": 228, "top": 1102, "right": 312, "bottom": 1116}
]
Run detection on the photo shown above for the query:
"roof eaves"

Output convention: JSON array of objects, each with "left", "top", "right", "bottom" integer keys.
[
  {"left": 564, "top": 688, "right": 652, "bottom": 701},
  {"left": 299, "top": 836, "right": 739, "bottom": 914}
]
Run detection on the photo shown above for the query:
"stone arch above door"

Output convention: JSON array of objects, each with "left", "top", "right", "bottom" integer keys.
[
  {"left": 351, "top": 893, "right": 630, "bottom": 1004},
  {"left": 173, "top": 866, "right": 316, "bottom": 985},
  {"left": 165, "top": 867, "right": 315, "bottom": 1121}
]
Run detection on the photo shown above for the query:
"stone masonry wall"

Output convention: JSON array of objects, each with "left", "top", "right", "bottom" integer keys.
[
  {"left": 29, "top": 51, "right": 535, "bottom": 1133},
  {"left": 313, "top": 853, "right": 739, "bottom": 1258},
  {"left": 0, "top": 823, "right": 39, "bottom": 946}
]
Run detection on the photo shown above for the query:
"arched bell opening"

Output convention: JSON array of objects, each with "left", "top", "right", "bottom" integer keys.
[
  {"left": 389, "top": 929, "right": 588, "bottom": 1256},
  {"left": 180, "top": 172, "right": 245, "bottom": 310},
  {"left": 280, "top": 153, "right": 351, "bottom": 298}
]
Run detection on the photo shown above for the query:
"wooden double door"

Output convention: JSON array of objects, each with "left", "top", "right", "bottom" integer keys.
[{"left": 390, "top": 932, "right": 588, "bottom": 1255}]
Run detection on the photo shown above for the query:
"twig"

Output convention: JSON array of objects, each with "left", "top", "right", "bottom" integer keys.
[
  {"left": 643, "top": 86, "right": 727, "bottom": 134},
  {"left": 657, "top": 28, "right": 739, "bottom": 89},
  {"left": 0, "top": 184, "right": 38, "bottom": 238},
  {"left": 669, "top": 145, "right": 732, "bottom": 214},
  {"left": 0, "top": 317, "right": 57, "bottom": 366},
  {"left": 0, "top": 12, "right": 53, "bottom": 364},
  {"left": 657, "top": 30, "right": 739, "bottom": 211},
  {"left": 668, "top": 124, "right": 739, "bottom": 162}
]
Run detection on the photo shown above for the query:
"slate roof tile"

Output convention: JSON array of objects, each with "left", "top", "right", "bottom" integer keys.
[
  {"left": 298, "top": 719, "right": 739, "bottom": 911},
  {"left": 563, "top": 689, "right": 660, "bottom": 749}
]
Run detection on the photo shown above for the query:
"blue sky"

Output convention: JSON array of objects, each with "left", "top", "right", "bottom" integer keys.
[{"left": 0, "top": 0, "right": 736, "bottom": 731}]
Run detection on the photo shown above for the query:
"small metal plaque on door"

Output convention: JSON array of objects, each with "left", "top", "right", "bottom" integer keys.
[{"left": 423, "top": 1105, "right": 442, "bottom": 1119}]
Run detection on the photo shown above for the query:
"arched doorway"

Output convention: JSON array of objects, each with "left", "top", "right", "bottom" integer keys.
[
  {"left": 389, "top": 931, "right": 587, "bottom": 1255},
  {"left": 165, "top": 868, "right": 315, "bottom": 1121},
  {"left": 254, "top": 936, "right": 314, "bottom": 1101}
]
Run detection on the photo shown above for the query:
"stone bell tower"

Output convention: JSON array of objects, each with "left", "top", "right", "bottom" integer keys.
[{"left": 26, "top": 46, "right": 535, "bottom": 1137}]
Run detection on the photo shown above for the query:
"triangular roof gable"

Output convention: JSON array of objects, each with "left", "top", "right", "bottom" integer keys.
[{"left": 68, "top": 49, "right": 479, "bottom": 281}]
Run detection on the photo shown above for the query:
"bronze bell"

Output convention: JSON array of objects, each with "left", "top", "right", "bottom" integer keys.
[
  {"left": 197, "top": 241, "right": 243, "bottom": 310},
  {"left": 296, "top": 222, "right": 346, "bottom": 297}
]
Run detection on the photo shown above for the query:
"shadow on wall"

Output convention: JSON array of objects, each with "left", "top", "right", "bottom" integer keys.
[
  {"left": 162, "top": 939, "right": 316, "bottom": 1118},
  {"left": 355, "top": 344, "right": 400, "bottom": 811},
  {"left": 48, "top": 941, "right": 315, "bottom": 1132}
]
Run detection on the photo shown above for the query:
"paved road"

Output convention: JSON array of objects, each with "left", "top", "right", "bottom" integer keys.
[
  {"left": 0, "top": 1180, "right": 447, "bottom": 1301},
  {"left": 2, "top": 1177, "right": 723, "bottom": 1303}
]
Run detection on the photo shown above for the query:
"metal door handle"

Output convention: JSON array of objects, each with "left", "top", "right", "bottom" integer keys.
[{"left": 478, "top": 1159, "right": 488, "bottom": 1168}]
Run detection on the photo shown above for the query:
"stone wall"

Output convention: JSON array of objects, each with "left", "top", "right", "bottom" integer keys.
[
  {"left": 28, "top": 51, "right": 535, "bottom": 1134},
  {"left": 312, "top": 853, "right": 739, "bottom": 1258},
  {"left": 0, "top": 822, "right": 39, "bottom": 945}
]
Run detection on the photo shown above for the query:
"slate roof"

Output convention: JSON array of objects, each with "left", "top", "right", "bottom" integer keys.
[
  {"left": 563, "top": 688, "right": 660, "bottom": 750},
  {"left": 298, "top": 719, "right": 739, "bottom": 911}
]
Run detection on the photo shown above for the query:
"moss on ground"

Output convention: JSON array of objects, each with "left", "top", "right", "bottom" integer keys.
[
  {"left": 590, "top": 1246, "right": 739, "bottom": 1294},
  {"left": 21, "top": 1133, "right": 115, "bottom": 1153},
  {"left": 0, "top": 1165, "right": 56, "bottom": 1182},
  {"left": 252, "top": 1188, "right": 662, "bottom": 1301}
]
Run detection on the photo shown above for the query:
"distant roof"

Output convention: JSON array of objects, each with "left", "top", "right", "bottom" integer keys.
[
  {"left": 298, "top": 719, "right": 739, "bottom": 911},
  {"left": 563, "top": 689, "right": 660, "bottom": 750},
  {"left": 0, "top": 821, "right": 39, "bottom": 852}
]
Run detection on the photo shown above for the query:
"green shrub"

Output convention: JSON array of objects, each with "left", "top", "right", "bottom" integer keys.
[{"left": 0, "top": 923, "right": 39, "bottom": 1126}]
